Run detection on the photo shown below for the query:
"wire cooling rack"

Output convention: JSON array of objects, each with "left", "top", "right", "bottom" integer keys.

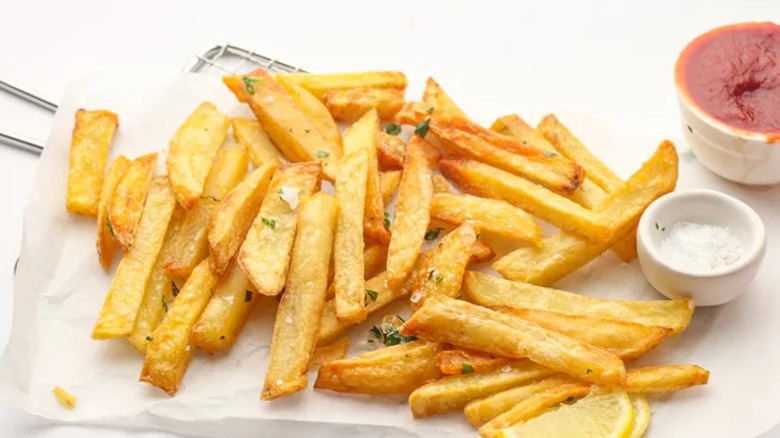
[{"left": 0, "top": 43, "right": 305, "bottom": 154}]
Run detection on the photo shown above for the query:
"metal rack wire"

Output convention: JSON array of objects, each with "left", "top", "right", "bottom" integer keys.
[{"left": 0, "top": 43, "right": 305, "bottom": 154}]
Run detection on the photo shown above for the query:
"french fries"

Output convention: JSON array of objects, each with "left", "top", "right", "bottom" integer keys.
[
  {"left": 231, "top": 118, "right": 286, "bottom": 167},
  {"left": 311, "top": 337, "right": 349, "bottom": 366},
  {"left": 314, "top": 341, "right": 442, "bottom": 394},
  {"left": 208, "top": 158, "right": 279, "bottom": 274},
  {"left": 623, "top": 365, "right": 710, "bottom": 393},
  {"left": 436, "top": 349, "right": 509, "bottom": 376},
  {"left": 379, "top": 170, "right": 402, "bottom": 204},
  {"left": 165, "top": 145, "right": 248, "bottom": 279},
  {"left": 470, "top": 240, "right": 496, "bottom": 263},
  {"left": 401, "top": 296, "right": 626, "bottom": 385},
  {"left": 140, "top": 259, "right": 220, "bottom": 394},
  {"left": 275, "top": 71, "right": 408, "bottom": 100},
  {"left": 92, "top": 177, "right": 177, "bottom": 339},
  {"left": 277, "top": 80, "right": 342, "bottom": 150},
  {"left": 263, "top": 193, "right": 337, "bottom": 400},
  {"left": 222, "top": 75, "right": 245, "bottom": 102},
  {"left": 386, "top": 136, "right": 433, "bottom": 287},
  {"left": 166, "top": 102, "right": 230, "bottom": 209},
  {"left": 363, "top": 243, "right": 388, "bottom": 281},
  {"left": 431, "top": 193, "right": 541, "bottom": 244},
  {"left": 463, "top": 271, "right": 694, "bottom": 334},
  {"left": 377, "top": 131, "right": 406, "bottom": 170},
  {"left": 107, "top": 153, "right": 158, "bottom": 250},
  {"left": 324, "top": 87, "right": 405, "bottom": 123},
  {"left": 96, "top": 155, "right": 130, "bottom": 269},
  {"left": 422, "top": 77, "right": 467, "bottom": 118},
  {"left": 238, "top": 162, "right": 322, "bottom": 296},
  {"left": 432, "top": 174, "right": 452, "bottom": 194},
  {"left": 66, "top": 109, "right": 119, "bottom": 216}
]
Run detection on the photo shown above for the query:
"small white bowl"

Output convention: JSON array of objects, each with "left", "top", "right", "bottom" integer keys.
[{"left": 636, "top": 189, "right": 766, "bottom": 306}]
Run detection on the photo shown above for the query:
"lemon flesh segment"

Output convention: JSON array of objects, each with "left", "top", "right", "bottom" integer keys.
[
  {"left": 628, "top": 395, "right": 651, "bottom": 438},
  {"left": 497, "top": 390, "right": 634, "bottom": 438}
]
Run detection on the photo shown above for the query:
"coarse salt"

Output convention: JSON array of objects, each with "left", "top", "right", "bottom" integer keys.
[{"left": 658, "top": 221, "right": 744, "bottom": 272}]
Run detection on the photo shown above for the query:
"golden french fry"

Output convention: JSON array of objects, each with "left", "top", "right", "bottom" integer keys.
[
  {"left": 436, "top": 349, "right": 509, "bottom": 376},
  {"left": 364, "top": 243, "right": 388, "bottom": 280},
  {"left": 470, "top": 240, "right": 496, "bottom": 263},
  {"left": 432, "top": 174, "right": 452, "bottom": 194},
  {"left": 231, "top": 118, "right": 286, "bottom": 167},
  {"left": 190, "top": 259, "right": 255, "bottom": 354},
  {"left": 409, "top": 359, "right": 556, "bottom": 418},
  {"left": 422, "top": 77, "right": 467, "bottom": 118},
  {"left": 92, "top": 177, "right": 177, "bottom": 339},
  {"left": 478, "top": 383, "right": 592, "bottom": 438},
  {"left": 96, "top": 155, "right": 131, "bottom": 270},
  {"left": 401, "top": 295, "right": 626, "bottom": 385},
  {"left": 463, "top": 271, "right": 694, "bottom": 334},
  {"left": 377, "top": 131, "right": 406, "bottom": 170},
  {"left": 277, "top": 80, "right": 342, "bottom": 150},
  {"left": 276, "top": 71, "right": 408, "bottom": 100},
  {"left": 107, "top": 153, "right": 158, "bottom": 250},
  {"left": 431, "top": 193, "right": 541, "bottom": 245},
  {"left": 165, "top": 145, "right": 248, "bottom": 279},
  {"left": 66, "top": 109, "right": 119, "bottom": 216},
  {"left": 623, "top": 365, "right": 710, "bottom": 393},
  {"left": 52, "top": 386, "right": 77, "bottom": 409},
  {"left": 379, "top": 170, "right": 402, "bottom": 204},
  {"left": 314, "top": 341, "right": 442, "bottom": 394},
  {"left": 263, "top": 192, "right": 337, "bottom": 400},
  {"left": 386, "top": 136, "right": 433, "bottom": 288},
  {"left": 140, "top": 260, "right": 220, "bottom": 395},
  {"left": 324, "top": 87, "right": 405, "bottom": 123},
  {"left": 208, "top": 158, "right": 280, "bottom": 274},
  {"left": 311, "top": 337, "right": 350, "bottom": 366},
  {"left": 222, "top": 75, "right": 246, "bottom": 102},
  {"left": 238, "top": 162, "right": 322, "bottom": 296},
  {"left": 166, "top": 102, "right": 230, "bottom": 209}
]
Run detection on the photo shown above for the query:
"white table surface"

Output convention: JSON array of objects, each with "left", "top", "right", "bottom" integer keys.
[{"left": 1, "top": 0, "right": 779, "bottom": 436}]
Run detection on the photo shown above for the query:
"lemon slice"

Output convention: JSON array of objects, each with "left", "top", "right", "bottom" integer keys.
[
  {"left": 628, "top": 395, "right": 651, "bottom": 438},
  {"left": 496, "top": 390, "right": 634, "bottom": 438}
]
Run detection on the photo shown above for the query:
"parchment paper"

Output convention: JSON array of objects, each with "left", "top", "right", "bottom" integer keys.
[{"left": 2, "top": 73, "right": 779, "bottom": 438}]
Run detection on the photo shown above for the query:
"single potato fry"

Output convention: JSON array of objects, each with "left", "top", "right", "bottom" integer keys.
[
  {"left": 165, "top": 145, "right": 248, "bottom": 279},
  {"left": 222, "top": 75, "right": 246, "bottom": 102},
  {"left": 379, "top": 170, "right": 402, "bottom": 204},
  {"left": 422, "top": 77, "right": 467, "bottom": 118},
  {"left": 140, "top": 260, "right": 220, "bottom": 395},
  {"left": 66, "top": 109, "right": 119, "bottom": 216},
  {"left": 263, "top": 192, "right": 337, "bottom": 400},
  {"left": 278, "top": 80, "right": 342, "bottom": 150},
  {"left": 238, "top": 162, "right": 322, "bottom": 296},
  {"left": 231, "top": 118, "right": 286, "bottom": 167},
  {"left": 314, "top": 341, "right": 442, "bottom": 394},
  {"left": 107, "top": 153, "right": 158, "bottom": 251},
  {"left": 386, "top": 136, "right": 433, "bottom": 288},
  {"left": 623, "top": 365, "right": 710, "bottom": 393},
  {"left": 191, "top": 259, "right": 255, "bottom": 354},
  {"left": 431, "top": 193, "right": 541, "bottom": 244},
  {"left": 92, "top": 177, "right": 177, "bottom": 339},
  {"left": 409, "top": 359, "right": 556, "bottom": 418},
  {"left": 311, "top": 337, "right": 350, "bottom": 366},
  {"left": 208, "top": 158, "right": 280, "bottom": 274},
  {"left": 436, "top": 349, "right": 509, "bottom": 376},
  {"left": 363, "top": 242, "right": 388, "bottom": 280},
  {"left": 463, "top": 271, "right": 694, "bottom": 334},
  {"left": 470, "top": 240, "right": 496, "bottom": 263},
  {"left": 432, "top": 174, "right": 452, "bottom": 193},
  {"left": 166, "top": 102, "right": 230, "bottom": 209},
  {"left": 275, "top": 71, "right": 408, "bottom": 100},
  {"left": 96, "top": 155, "right": 131, "bottom": 270},
  {"left": 52, "top": 386, "right": 77, "bottom": 410},
  {"left": 324, "top": 87, "right": 405, "bottom": 122},
  {"left": 377, "top": 132, "right": 406, "bottom": 170},
  {"left": 400, "top": 296, "right": 626, "bottom": 386}
]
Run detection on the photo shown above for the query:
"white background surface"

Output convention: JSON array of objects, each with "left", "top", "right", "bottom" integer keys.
[{"left": 0, "top": 1, "right": 779, "bottom": 437}]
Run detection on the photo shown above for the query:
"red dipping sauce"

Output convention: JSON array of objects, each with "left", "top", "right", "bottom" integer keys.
[{"left": 676, "top": 22, "right": 780, "bottom": 137}]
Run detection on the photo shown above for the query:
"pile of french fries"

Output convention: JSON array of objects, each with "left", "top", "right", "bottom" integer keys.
[{"left": 64, "top": 69, "right": 708, "bottom": 437}]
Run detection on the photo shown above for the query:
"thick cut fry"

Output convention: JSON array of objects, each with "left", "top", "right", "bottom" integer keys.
[
  {"left": 324, "top": 87, "right": 405, "bottom": 122},
  {"left": 478, "top": 383, "right": 592, "bottom": 438},
  {"left": 333, "top": 149, "right": 369, "bottom": 323},
  {"left": 126, "top": 206, "right": 186, "bottom": 353},
  {"left": 222, "top": 75, "right": 246, "bottom": 102},
  {"left": 140, "top": 260, "right": 220, "bottom": 395},
  {"left": 623, "top": 365, "right": 709, "bottom": 393},
  {"left": 386, "top": 137, "right": 433, "bottom": 288},
  {"left": 377, "top": 132, "right": 406, "bottom": 170},
  {"left": 96, "top": 155, "right": 131, "bottom": 270},
  {"left": 52, "top": 386, "right": 77, "bottom": 409},
  {"left": 463, "top": 271, "right": 694, "bottom": 334},
  {"left": 276, "top": 71, "right": 408, "bottom": 100},
  {"left": 165, "top": 145, "right": 248, "bottom": 279},
  {"left": 263, "top": 193, "right": 337, "bottom": 400},
  {"left": 314, "top": 341, "right": 442, "bottom": 394},
  {"left": 311, "top": 337, "right": 350, "bottom": 366},
  {"left": 107, "top": 153, "right": 158, "bottom": 250},
  {"left": 208, "top": 159, "right": 279, "bottom": 274},
  {"left": 191, "top": 260, "right": 255, "bottom": 354},
  {"left": 422, "top": 77, "right": 467, "bottom": 118},
  {"left": 437, "top": 349, "right": 509, "bottom": 376},
  {"left": 66, "top": 109, "right": 119, "bottom": 216},
  {"left": 379, "top": 170, "right": 402, "bottom": 204},
  {"left": 464, "top": 375, "right": 578, "bottom": 426},
  {"left": 409, "top": 223, "right": 477, "bottom": 309},
  {"left": 401, "top": 296, "right": 626, "bottom": 385},
  {"left": 238, "top": 162, "right": 322, "bottom": 296},
  {"left": 364, "top": 243, "right": 388, "bottom": 280},
  {"left": 92, "top": 177, "right": 177, "bottom": 339},
  {"left": 432, "top": 174, "right": 452, "bottom": 193},
  {"left": 166, "top": 102, "right": 230, "bottom": 209},
  {"left": 240, "top": 70, "right": 339, "bottom": 179},
  {"left": 431, "top": 193, "right": 541, "bottom": 244},
  {"left": 231, "top": 118, "right": 285, "bottom": 167},
  {"left": 409, "top": 359, "right": 556, "bottom": 418},
  {"left": 470, "top": 241, "right": 495, "bottom": 263},
  {"left": 278, "top": 81, "right": 342, "bottom": 150}
]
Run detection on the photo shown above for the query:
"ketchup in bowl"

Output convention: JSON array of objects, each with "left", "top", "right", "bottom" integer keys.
[{"left": 676, "top": 22, "right": 780, "bottom": 139}]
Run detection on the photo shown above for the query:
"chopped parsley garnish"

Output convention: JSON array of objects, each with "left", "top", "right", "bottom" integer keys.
[
  {"left": 424, "top": 227, "right": 444, "bottom": 240},
  {"left": 171, "top": 280, "right": 180, "bottom": 297},
  {"left": 428, "top": 269, "right": 436, "bottom": 280},
  {"left": 242, "top": 77, "right": 261, "bottom": 94},
  {"left": 365, "top": 289, "right": 379, "bottom": 305},
  {"left": 415, "top": 118, "right": 431, "bottom": 138},
  {"left": 278, "top": 187, "right": 284, "bottom": 200},
  {"left": 145, "top": 336, "right": 153, "bottom": 342},
  {"left": 106, "top": 217, "right": 114, "bottom": 237},
  {"left": 476, "top": 232, "right": 482, "bottom": 239},
  {"left": 687, "top": 125, "right": 693, "bottom": 134},
  {"left": 427, "top": 107, "right": 435, "bottom": 114},
  {"left": 369, "top": 322, "right": 417, "bottom": 347},
  {"left": 244, "top": 290, "right": 253, "bottom": 303},
  {"left": 564, "top": 396, "right": 577, "bottom": 404},
  {"left": 261, "top": 217, "right": 276, "bottom": 229},
  {"left": 383, "top": 212, "right": 392, "bottom": 230},
  {"left": 316, "top": 150, "right": 330, "bottom": 158},
  {"left": 544, "top": 150, "right": 558, "bottom": 158},
  {"left": 461, "top": 363, "right": 474, "bottom": 374},
  {"left": 385, "top": 123, "right": 402, "bottom": 135},
  {"left": 305, "top": 129, "right": 311, "bottom": 134},
  {"left": 161, "top": 296, "right": 168, "bottom": 313},
  {"left": 586, "top": 368, "right": 593, "bottom": 374},
  {"left": 435, "top": 276, "right": 443, "bottom": 284}
]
